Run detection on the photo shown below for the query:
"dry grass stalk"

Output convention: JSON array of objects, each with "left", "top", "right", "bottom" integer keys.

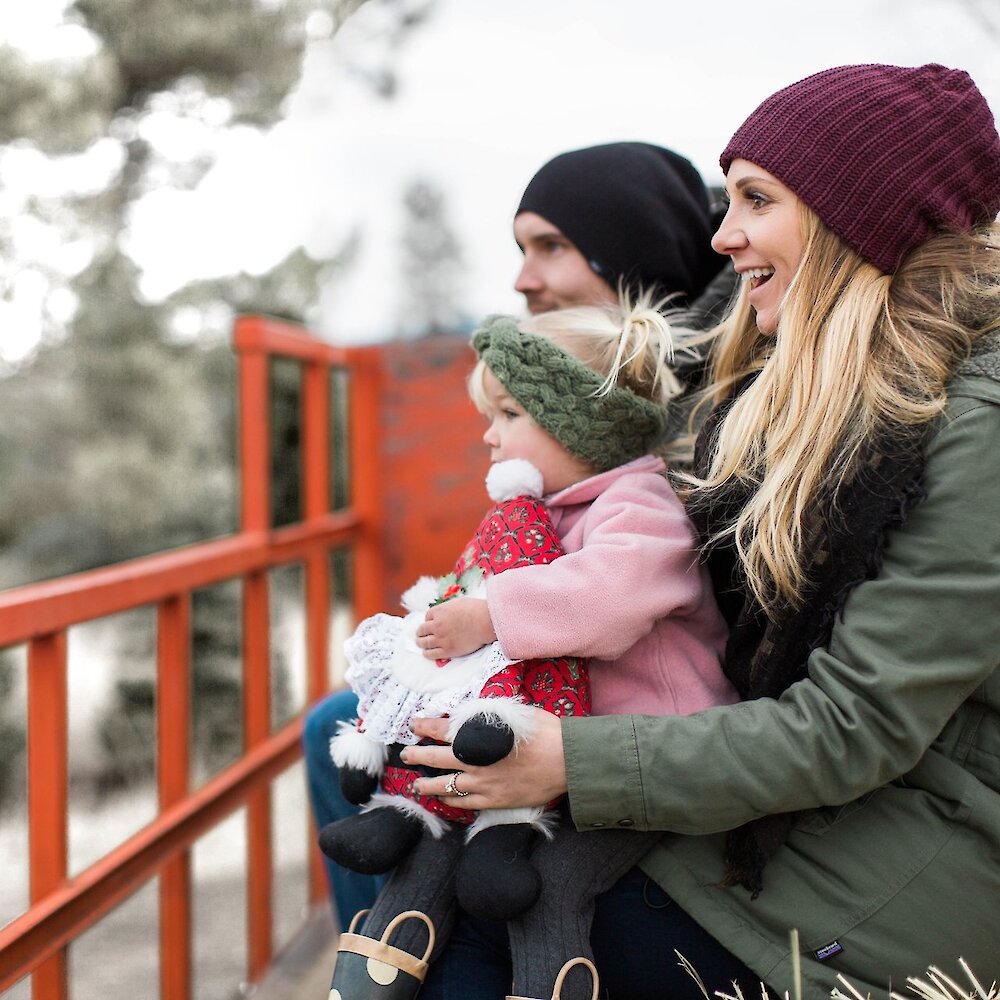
[
  {"left": 675, "top": 946, "right": 769, "bottom": 1000},
  {"left": 891, "top": 959, "right": 997, "bottom": 1000},
  {"left": 832, "top": 958, "right": 998, "bottom": 1000},
  {"left": 679, "top": 930, "right": 996, "bottom": 1000}
]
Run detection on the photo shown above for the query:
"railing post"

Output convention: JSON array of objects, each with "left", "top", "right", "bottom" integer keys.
[
  {"left": 301, "top": 357, "right": 332, "bottom": 700},
  {"left": 158, "top": 594, "right": 192, "bottom": 1000},
  {"left": 301, "top": 359, "right": 333, "bottom": 901},
  {"left": 238, "top": 322, "right": 274, "bottom": 981},
  {"left": 349, "top": 348, "right": 385, "bottom": 621},
  {"left": 27, "top": 632, "right": 68, "bottom": 1000},
  {"left": 244, "top": 571, "right": 272, "bottom": 981},
  {"left": 239, "top": 328, "right": 272, "bottom": 535}
]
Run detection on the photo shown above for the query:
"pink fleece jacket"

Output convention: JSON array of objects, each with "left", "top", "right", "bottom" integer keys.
[{"left": 486, "top": 455, "right": 737, "bottom": 717}]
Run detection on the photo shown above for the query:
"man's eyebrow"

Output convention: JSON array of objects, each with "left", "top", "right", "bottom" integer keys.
[{"left": 526, "top": 229, "right": 566, "bottom": 243}]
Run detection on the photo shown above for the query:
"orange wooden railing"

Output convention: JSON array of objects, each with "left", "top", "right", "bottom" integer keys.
[{"left": 0, "top": 315, "right": 385, "bottom": 998}]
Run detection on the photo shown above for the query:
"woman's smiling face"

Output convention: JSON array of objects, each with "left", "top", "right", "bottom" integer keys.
[{"left": 711, "top": 159, "right": 804, "bottom": 334}]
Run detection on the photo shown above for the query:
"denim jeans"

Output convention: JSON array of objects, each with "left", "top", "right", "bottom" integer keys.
[
  {"left": 419, "top": 867, "right": 765, "bottom": 1000},
  {"left": 302, "top": 688, "right": 388, "bottom": 931}
]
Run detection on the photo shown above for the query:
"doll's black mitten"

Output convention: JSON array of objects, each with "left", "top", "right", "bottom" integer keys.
[{"left": 339, "top": 765, "right": 379, "bottom": 806}]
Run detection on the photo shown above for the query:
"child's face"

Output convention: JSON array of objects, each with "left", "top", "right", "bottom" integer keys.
[{"left": 480, "top": 368, "right": 594, "bottom": 494}]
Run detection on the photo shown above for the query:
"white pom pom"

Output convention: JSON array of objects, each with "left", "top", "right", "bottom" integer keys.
[
  {"left": 400, "top": 576, "right": 442, "bottom": 612},
  {"left": 486, "top": 459, "right": 544, "bottom": 502}
]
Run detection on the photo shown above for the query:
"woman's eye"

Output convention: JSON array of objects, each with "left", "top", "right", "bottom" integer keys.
[
  {"left": 503, "top": 409, "right": 520, "bottom": 420},
  {"left": 746, "top": 190, "right": 768, "bottom": 209}
]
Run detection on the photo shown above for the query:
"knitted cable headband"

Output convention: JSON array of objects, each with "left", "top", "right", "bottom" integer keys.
[{"left": 471, "top": 314, "right": 668, "bottom": 474}]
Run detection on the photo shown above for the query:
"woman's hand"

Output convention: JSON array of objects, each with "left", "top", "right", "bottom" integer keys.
[
  {"left": 415, "top": 597, "right": 497, "bottom": 660},
  {"left": 404, "top": 712, "right": 568, "bottom": 809}
]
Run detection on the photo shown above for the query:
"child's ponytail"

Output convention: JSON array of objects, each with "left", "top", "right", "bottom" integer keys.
[{"left": 596, "top": 294, "right": 682, "bottom": 405}]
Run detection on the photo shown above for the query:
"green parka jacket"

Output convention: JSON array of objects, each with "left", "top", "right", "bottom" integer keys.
[{"left": 562, "top": 342, "right": 1000, "bottom": 996}]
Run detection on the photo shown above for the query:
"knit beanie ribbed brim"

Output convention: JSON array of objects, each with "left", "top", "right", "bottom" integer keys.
[
  {"left": 517, "top": 142, "right": 726, "bottom": 303},
  {"left": 720, "top": 63, "right": 1000, "bottom": 273}
]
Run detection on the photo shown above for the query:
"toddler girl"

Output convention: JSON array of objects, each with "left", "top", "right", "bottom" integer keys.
[{"left": 330, "top": 298, "right": 737, "bottom": 998}]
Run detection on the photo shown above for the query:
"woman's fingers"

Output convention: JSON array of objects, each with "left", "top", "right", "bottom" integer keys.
[
  {"left": 403, "top": 739, "right": 461, "bottom": 773},
  {"left": 415, "top": 768, "right": 485, "bottom": 808},
  {"left": 411, "top": 717, "right": 451, "bottom": 741},
  {"left": 405, "top": 713, "right": 569, "bottom": 809}
]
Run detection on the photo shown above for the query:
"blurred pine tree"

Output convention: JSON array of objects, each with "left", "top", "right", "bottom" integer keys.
[{"left": 0, "top": 0, "right": 435, "bottom": 799}]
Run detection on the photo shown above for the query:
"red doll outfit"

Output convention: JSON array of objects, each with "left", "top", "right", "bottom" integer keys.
[{"left": 334, "top": 458, "right": 590, "bottom": 830}]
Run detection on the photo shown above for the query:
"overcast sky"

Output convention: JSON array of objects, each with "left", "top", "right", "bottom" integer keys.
[{"left": 7, "top": 0, "right": 1000, "bottom": 353}]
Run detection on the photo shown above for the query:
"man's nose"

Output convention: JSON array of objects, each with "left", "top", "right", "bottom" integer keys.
[{"left": 514, "top": 255, "right": 542, "bottom": 293}]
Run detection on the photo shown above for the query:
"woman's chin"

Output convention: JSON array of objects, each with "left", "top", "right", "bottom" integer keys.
[{"left": 753, "top": 308, "right": 779, "bottom": 335}]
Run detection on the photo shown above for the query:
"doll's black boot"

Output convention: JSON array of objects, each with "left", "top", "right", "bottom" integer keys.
[
  {"left": 455, "top": 822, "right": 541, "bottom": 920},
  {"left": 319, "top": 807, "right": 424, "bottom": 874}
]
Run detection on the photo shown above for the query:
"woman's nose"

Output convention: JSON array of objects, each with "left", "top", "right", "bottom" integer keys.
[{"left": 711, "top": 204, "right": 746, "bottom": 256}]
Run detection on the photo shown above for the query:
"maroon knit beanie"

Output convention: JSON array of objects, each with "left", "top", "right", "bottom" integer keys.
[{"left": 720, "top": 63, "right": 1000, "bottom": 273}]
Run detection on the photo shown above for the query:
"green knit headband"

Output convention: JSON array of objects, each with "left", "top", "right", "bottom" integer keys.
[{"left": 471, "top": 314, "right": 668, "bottom": 473}]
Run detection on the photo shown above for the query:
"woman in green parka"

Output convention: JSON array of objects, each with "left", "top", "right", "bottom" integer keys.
[{"left": 405, "top": 63, "right": 1000, "bottom": 999}]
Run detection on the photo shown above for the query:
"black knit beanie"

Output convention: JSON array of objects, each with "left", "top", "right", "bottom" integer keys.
[{"left": 516, "top": 142, "right": 726, "bottom": 304}]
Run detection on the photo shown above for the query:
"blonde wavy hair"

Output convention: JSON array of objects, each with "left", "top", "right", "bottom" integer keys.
[
  {"left": 468, "top": 291, "right": 685, "bottom": 412},
  {"left": 690, "top": 208, "right": 1000, "bottom": 612}
]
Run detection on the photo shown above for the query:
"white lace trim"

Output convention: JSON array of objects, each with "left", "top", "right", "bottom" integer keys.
[{"left": 344, "top": 612, "right": 518, "bottom": 745}]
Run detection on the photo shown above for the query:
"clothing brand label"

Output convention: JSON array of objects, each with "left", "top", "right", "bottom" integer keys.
[{"left": 815, "top": 940, "right": 843, "bottom": 961}]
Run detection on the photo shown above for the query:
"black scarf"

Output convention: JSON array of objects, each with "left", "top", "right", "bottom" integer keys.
[{"left": 686, "top": 384, "right": 930, "bottom": 897}]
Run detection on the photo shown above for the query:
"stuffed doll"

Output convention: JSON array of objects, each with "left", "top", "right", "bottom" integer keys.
[{"left": 319, "top": 458, "right": 590, "bottom": 918}]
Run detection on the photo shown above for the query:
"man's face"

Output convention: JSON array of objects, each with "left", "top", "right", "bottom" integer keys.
[{"left": 513, "top": 211, "right": 615, "bottom": 314}]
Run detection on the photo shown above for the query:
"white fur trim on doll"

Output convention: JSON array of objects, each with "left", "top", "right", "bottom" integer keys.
[
  {"left": 444, "top": 696, "right": 539, "bottom": 745},
  {"left": 361, "top": 790, "right": 450, "bottom": 839},
  {"left": 400, "top": 569, "right": 488, "bottom": 615},
  {"left": 466, "top": 806, "right": 557, "bottom": 841},
  {"left": 400, "top": 575, "right": 441, "bottom": 613},
  {"left": 329, "top": 720, "right": 387, "bottom": 776},
  {"left": 486, "top": 459, "right": 544, "bottom": 502}
]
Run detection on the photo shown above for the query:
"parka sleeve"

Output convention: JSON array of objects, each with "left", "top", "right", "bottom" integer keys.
[
  {"left": 485, "top": 473, "right": 709, "bottom": 661},
  {"left": 563, "top": 392, "right": 1000, "bottom": 833}
]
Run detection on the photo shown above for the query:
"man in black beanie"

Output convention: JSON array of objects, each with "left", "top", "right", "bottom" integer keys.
[{"left": 514, "top": 142, "right": 729, "bottom": 317}]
